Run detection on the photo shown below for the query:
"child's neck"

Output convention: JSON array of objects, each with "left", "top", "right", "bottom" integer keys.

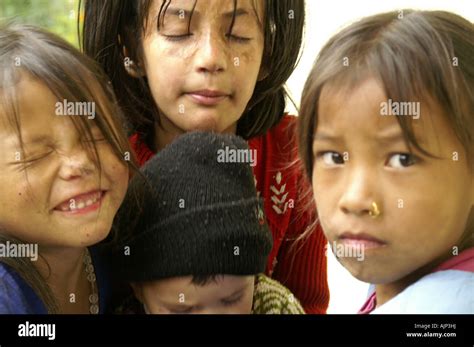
[
  {"left": 35, "top": 246, "right": 92, "bottom": 314},
  {"left": 375, "top": 259, "right": 443, "bottom": 307},
  {"left": 153, "top": 117, "right": 238, "bottom": 152},
  {"left": 153, "top": 117, "right": 183, "bottom": 152}
]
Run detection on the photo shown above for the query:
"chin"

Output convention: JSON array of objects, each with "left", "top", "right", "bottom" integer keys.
[
  {"left": 340, "top": 259, "right": 378, "bottom": 284},
  {"left": 346, "top": 264, "right": 400, "bottom": 285},
  {"left": 183, "top": 116, "right": 221, "bottom": 132},
  {"left": 185, "top": 110, "right": 238, "bottom": 133},
  {"left": 75, "top": 221, "right": 113, "bottom": 247}
]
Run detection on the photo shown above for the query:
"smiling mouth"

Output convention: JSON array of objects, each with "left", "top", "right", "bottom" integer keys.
[{"left": 54, "top": 190, "right": 106, "bottom": 214}]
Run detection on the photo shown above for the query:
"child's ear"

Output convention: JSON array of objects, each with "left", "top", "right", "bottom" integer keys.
[
  {"left": 119, "top": 36, "right": 146, "bottom": 78},
  {"left": 130, "top": 282, "right": 144, "bottom": 303}
]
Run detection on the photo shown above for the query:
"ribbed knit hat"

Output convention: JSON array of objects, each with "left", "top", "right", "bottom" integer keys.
[{"left": 112, "top": 131, "right": 273, "bottom": 282}]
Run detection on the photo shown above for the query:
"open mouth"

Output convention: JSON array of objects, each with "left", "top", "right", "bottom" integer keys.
[{"left": 54, "top": 190, "right": 106, "bottom": 215}]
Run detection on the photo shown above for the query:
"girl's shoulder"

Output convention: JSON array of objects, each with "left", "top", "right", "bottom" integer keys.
[
  {"left": 0, "top": 262, "right": 47, "bottom": 314},
  {"left": 373, "top": 270, "right": 474, "bottom": 314}
]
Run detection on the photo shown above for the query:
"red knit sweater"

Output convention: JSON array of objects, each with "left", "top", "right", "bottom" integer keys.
[{"left": 129, "top": 115, "right": 329, "bottom": 313}]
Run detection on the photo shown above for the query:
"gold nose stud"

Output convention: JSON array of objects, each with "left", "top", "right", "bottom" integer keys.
[{"left": 369, "top": 201, "right": 381, "bottom": 218}]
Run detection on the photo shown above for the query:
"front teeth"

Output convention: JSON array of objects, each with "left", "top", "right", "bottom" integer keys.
[
  {"left": 85, "top": 199, "right": 94, "bottom": 207},
  {"left": 60, "top": 192, "right": 102, "bottom": 212}
]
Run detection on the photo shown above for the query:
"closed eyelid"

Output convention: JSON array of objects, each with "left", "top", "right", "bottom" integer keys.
[
  {"left": 222, "top": 293, "right": 242, "bottom": 301},
  {"left": 221, "top": 286, "right": 248, "bottom": 301},
  {"left": 166, "top": 304, "right": 194, "bottom": 312},
  {"left": 8, "top": 150, "right": 54, "bottom": 169}
]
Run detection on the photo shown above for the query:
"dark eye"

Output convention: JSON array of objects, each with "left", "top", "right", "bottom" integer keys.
[
  {"left": 316, "top": 151, "right": 345, "bottom": 166},
  {"left": 386, "top": 153, "right": 417, "bottom": 168}
]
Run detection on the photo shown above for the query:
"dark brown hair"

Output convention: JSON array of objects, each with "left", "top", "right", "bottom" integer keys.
[
  {"left": 80, "top": 0, "right": 305, "bottom": 142},
  {"left": 0, "top": 22, "right": 139, "bottom": 313}
]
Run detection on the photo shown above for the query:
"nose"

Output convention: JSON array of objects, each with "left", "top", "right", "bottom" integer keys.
[
  {"left": 194, "top": 32, "right": 228, "bottom": 74},
  {"left": 57, "top": 147, "right": 96, "bottom": 180},
  {"left": 338, "top": 167, "right": 380, "bottom": 217}
]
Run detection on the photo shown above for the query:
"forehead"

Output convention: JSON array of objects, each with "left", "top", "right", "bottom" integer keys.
[
  {"left": 151, "top": 0, "right": 264, "bottom": 20},
  {"left": 0, "top": 76, "right": 57, "bottom": 136},
  {"left": 0, "top": 74, "right": 106, "bottom": 149},
  {"left": 316, "top": 78, "right": 464, "bottom": 155},
  {"left": 318, "top": 78, "right": 400, "bottom": 134},
  {"left": 143, "top": 275, "right": 252, "bottom": 301}
]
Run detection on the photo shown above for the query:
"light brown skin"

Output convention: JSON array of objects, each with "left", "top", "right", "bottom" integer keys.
[
  {"left": 130, "top": 0, "right": 266, "bottom": 151},
  {"left": 132, "top": 275, "right": 255, "bottom": 314},
  {"left": 0, "top": 77, "right": 129, "bottom": 313},
  {"left": 311, "top": 78, "right": 473, "bottom": 307}
]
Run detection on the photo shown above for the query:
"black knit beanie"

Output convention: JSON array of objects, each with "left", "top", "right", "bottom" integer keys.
[{"left": 112, "top": 131, "right": 273, "bottom": 282}]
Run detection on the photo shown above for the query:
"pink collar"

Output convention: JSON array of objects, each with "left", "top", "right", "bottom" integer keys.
[
  {"left": 433, "top": 247, "right": 474, "bottom": 272},
  {"left": 358, "top": 247, "right": 474, "bottom": 314}
]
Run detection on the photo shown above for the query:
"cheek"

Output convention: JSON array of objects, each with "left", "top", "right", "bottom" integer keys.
[
  {"left": 311, "top": 171, "right": 334, "bottom": 221},
  {"left": 144, "top": 37, "right": 191, "bottom": 79},
  {"left": 239, "top": 297, "right": 254, "bottom": 313},
  {"left": 109, "top": 163, "right": 129, "bottom": 195},
  {"left": 0, "top": 173, "right": 46, "bottom": 212},
  {"left": 99, "top": 149, "right": 129, "bottom": 194},
  {"left": 236, "top": 50, "right": 262, "bottom": 82},
  {"left": 152, "top": 58, "right": 182, "bottom": 87},
  {"left": 394, "top": 168, "right": 469, "bottom": 240},
  {"left": 237, "top": 287, "right": 255, "bottom": 313},
  {"left": 0, "top": 176, "right": 49, "bottom": 239}
]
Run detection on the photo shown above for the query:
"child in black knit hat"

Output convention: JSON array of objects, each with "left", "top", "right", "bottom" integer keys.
[{"left": 112, "top": 131, "right": 304, "bottom": 314}]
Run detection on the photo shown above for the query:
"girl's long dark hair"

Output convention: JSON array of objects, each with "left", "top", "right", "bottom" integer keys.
[{"left": 80, "top": 0, "right": 305, "bottom": 141}]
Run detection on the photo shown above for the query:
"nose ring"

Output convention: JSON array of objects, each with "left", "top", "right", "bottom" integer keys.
[{"left": 369, "top": 201, "right": 381, "bottom": 218}]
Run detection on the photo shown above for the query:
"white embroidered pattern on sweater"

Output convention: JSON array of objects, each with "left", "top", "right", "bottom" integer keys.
[{"left": 270, "top": 172, "right": 288, "bottom": 215}]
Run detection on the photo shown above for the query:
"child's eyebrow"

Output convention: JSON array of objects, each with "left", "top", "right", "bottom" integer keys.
[
  {"left": 375, "top": 132, "right": 406, "bottom": 145},
  {"left": 314, "top": 131, "right": 422, "bottom": 147},
  {"left": 313, "top": 132, "right": 341, "bottom": 142}
]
